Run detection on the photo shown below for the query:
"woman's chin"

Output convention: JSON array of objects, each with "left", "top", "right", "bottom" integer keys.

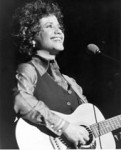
[{"left": 50, "top": 47, "right": 64, "bottom": 54}]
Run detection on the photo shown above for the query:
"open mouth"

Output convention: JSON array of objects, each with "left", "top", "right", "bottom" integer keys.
[{"left": 51, "top": 37, "right": 63, "bottom": 42}]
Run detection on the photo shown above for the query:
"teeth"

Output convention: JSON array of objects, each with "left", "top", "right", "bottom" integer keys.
[
  {"left": 54, "top": 38, "right": 61, "bottom": 40},
  {"left": 53, "top": 38, "right": 62, "bottom": 42}
]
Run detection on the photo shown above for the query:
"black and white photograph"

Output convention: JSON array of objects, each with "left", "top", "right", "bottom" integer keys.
[{"left": 0, "top": 0, "right": 121, "bottom": 149}]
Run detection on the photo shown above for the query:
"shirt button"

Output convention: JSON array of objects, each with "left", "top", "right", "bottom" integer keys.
[
  {"left": 68, "top": 90, "right": 72, "bottom": 94},
  {"left": 58, "top": 129, "right": 62, "bottom": 133},
  {"left": 67, "top": 102, "right": 71, "bottom": 106},
  {"left": 51, "top": 124, "right": 54, "bottom": 128}
]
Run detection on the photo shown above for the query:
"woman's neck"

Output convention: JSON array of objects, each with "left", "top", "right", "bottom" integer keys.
[{"left": 36, "top": 50, "right": 56, "bottom": 60}]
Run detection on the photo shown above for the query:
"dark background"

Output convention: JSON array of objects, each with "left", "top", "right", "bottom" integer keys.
[{"left": 0, "top": 0, "right": 121, "bottom": 148}]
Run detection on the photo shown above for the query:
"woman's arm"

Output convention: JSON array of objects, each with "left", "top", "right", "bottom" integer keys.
[{"left": 14, "top": 63, "right": 69, "bottom": 135}]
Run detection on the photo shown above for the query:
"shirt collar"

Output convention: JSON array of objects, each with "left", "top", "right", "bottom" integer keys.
[
  {"left": 36, "top": 50, "right": 56, "bottom": 60},
  {"left": 31, "top": 54, "right": 59, "bottom": 76}
]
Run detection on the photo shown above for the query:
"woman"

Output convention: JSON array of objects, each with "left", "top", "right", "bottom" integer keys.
[{"left": 13, "top": 0, "right": 89, "bottom": 149}]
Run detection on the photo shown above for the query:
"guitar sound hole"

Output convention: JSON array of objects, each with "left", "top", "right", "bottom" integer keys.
[
  {"left": 81, "top": 125, "right": 94, "bottom": 145},
  {"left": 59, "top": 135, "right": 76, "bottom": 149},
  {"left": 59, "top": 125, "right": 95, "bottom": 149}
]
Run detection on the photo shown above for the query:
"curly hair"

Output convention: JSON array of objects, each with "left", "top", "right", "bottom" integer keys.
[{"left": 13, "top": 0, "right": 64, "bottom": 56}]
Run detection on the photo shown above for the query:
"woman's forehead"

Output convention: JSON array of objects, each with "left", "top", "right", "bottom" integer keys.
[{"left": 39, "top": 15, "right": 59, "bottom": 26}]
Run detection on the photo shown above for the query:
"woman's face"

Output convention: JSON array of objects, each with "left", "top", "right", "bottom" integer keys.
[{"left": 35, "top": 15, "right": 64, "bottom": 55}]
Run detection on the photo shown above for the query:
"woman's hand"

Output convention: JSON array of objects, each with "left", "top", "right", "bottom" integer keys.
[{"left": 63, "top": 123, "right": 89, "bottom": 147}]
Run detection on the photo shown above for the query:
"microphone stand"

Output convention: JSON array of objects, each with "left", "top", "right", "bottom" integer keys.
[{"left": 98, "top": 51, "right": 121, "bottom": 65}]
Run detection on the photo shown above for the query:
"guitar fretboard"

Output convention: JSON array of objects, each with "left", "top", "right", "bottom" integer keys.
[{"left": 91, "top": 115, "right": 121, "bottom": 138}]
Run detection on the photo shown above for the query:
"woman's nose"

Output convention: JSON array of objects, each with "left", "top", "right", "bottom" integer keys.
[{"left": 54, "top": 27, "right": 62, "bottom": 34}]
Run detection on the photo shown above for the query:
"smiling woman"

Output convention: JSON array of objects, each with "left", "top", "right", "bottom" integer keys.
[
  {"left": 0, "top": 0, "right": 120, "bottom": 148},
  {"left": 35, "top": 15, "right": 64, "bottom": 55},
  {"left": 12, "top": 0, "right": 64, "bottom": 56},
  {"left": 12, "top": 0, "right": 90, "bottom": 149}
]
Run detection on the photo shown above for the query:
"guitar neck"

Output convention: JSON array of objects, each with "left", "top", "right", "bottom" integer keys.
[{"left": 91, "top": 114, "right": 121, "bottom": 138}]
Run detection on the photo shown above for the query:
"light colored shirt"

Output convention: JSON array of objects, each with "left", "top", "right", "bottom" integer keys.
[{"left": 14, "top": 55, "right": 87, "bottom": 135}]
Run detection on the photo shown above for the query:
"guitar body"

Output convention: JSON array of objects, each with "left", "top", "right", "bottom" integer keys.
[{"left": 15, "top": 103, "right": 116, "bottom": 149}]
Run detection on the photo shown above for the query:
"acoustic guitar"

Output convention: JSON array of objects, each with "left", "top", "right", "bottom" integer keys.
[{"left": 15, "top": 103, "right": 121, "bottom": 149}]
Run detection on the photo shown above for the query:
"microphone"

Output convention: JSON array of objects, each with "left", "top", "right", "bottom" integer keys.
[
  {"left": 87, "top": 43, "right": 121, "bottom": 64},
  {"left": 87, "top": 44, "right": 101, "bottom": 54}
]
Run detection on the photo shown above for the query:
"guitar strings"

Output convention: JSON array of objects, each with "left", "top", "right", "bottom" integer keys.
[{"left": 93, "top": 104, "right": 102, "bottom": 149}]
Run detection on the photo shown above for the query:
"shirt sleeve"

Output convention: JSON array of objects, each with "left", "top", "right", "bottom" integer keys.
[{"left": 14, "top": 63, "right": 69, "bottom": 136}]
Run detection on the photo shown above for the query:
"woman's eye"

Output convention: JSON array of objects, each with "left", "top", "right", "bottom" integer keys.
[
  {"left": 59, "top": 26, "right": 62, "bottom": 30},
  {"left": 46, "top": 24, "right": 53, "bottom": 28}
]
